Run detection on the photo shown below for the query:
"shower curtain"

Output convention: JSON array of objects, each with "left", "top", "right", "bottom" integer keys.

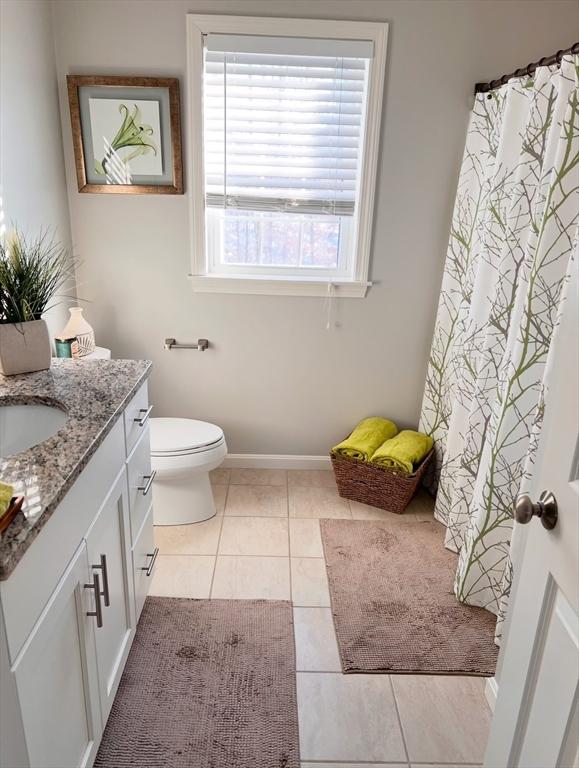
[{"left": 419, "top": 54, "right": 579, "bottom": 640}]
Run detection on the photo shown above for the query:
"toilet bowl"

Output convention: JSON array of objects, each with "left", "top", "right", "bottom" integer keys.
[{"left": 150, "top": 418, "right": 227, "bottom": 525}]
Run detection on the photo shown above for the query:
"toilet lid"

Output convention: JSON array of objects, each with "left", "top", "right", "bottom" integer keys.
[{"left": 150, "top": 418, "right": 224, "bottom": 455}]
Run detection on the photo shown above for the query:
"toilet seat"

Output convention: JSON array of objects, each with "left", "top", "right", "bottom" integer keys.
[{"left": 150, "top": 418, "right": 224, "bottom": 457}]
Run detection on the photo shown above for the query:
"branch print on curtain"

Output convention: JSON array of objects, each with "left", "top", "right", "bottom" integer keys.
[{"left": 419, "top": 55, "right": 579, "bottom": 641}]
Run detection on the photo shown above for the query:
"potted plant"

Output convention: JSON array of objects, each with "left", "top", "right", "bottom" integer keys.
[{"left": 0, "top": 230, "right": 77, "bottom": 376}]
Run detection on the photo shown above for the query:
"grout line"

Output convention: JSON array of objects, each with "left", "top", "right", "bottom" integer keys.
[
  {"left": 208, "top": 482, "right": 228, "bottom": 598},
  {"left": 224, "top": 513, "right": 352, "bottom": 520},
  {"left": 302, "top": 760, "right": 410, "bottom": 768},
  {"left": 294, "top": 668, "right": 343, "bottom": 674},
  {"left": 298, "top": 761, "right": 408, "bottom": 765},
  {"left": 159, "top": 553, "right": 328, "bottom": 561},
  {"left": 156, "top": 553, "right": 216, "bottom": 558},
  {"left": 183, "top": 553, "right": 323, "bottom": 559},
  {"left": 287, "top": 469, "right": 294, "bottom": 607},
  {"left": 388, "top": 674, "right": 411, "bottom": 767}
]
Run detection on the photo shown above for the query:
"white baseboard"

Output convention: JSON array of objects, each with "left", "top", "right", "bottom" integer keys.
[
  {"left": 485, "top": 676, "right": 498, "bottom": 711},
  {"left": 222, "top": 454, "right": 331, "bottom": 470}
]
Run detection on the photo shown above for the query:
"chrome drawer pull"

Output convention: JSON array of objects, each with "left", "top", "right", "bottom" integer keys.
[
  {"left": 134, "top": 404, "right": 153, "bottom": 427},
  {"left": 92, "top": 554, "right": 110, "bottom": 607},
  {"left": 141, "top": 547, "right": 159, "bottom": 577},
  {"left": 137, "top": 470, "right": 157, "bottom": 496},
  {"left": 84, "top": 572, "right": 103, "bottom": 628}
]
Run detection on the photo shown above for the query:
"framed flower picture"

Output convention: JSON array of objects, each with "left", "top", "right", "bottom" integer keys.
[{"left": 66, "top": 76, "right": 183, "bottom": 194}]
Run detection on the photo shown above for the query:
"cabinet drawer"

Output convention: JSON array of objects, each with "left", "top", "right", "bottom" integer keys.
[
  {"left": 123, "top": 381, "right": 150, "bottom": 457},
  {"left": 132, "top": 505, "right": 155, "bottom": 621},
  {"left": 126, "top": 426, "right": 153, "bottom": 544}
]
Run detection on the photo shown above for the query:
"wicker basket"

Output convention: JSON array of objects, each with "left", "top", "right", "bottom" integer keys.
[{"left": 330, "top": 448, "right": 435, "bottom": 514}]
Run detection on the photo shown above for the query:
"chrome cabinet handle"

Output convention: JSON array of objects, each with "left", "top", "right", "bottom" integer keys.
[
  {"left": 134, "top": 405, "right": 153, "bottom": 427},
  {"left": 92, "top": 554, "right": 110, "bottom": 607},
  {"left": 137, "top": 470, "right": 157, "bottom": 496},
  {"left": 84, "top": 572, "right": 103, "bottom": 628},
  {"left": 141, "top": 547, "right": 159, "bottom": 577}
]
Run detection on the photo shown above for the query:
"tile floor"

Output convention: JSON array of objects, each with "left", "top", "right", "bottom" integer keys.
[{"left": 150, "top": 468, "right": 492, "bottom": 767}]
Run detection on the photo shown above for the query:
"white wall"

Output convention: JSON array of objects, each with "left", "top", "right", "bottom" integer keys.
[
  {"left": 52, "top": 0, "right": 578, "bottom": 455},
  {"left": 0, "top": 0, "right": 75, "bottom": 339}
]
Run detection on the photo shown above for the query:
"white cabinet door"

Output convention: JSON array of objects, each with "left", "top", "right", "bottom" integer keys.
[
  {"left": 12, "top": 542, "right": 102, "bottom": 768},
  {"left": 85, "top": 469, "right": 135, "bottom": 722}
]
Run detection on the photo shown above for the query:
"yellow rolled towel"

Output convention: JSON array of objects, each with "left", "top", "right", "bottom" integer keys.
[
  {"left": 370, "top": 430, "right": 433, "bottom": 474},
  {"left": 333, "top": 417, "right": 399, "bottom": 462},
  {"left": 0, "top": 481, "right": 14, "bottom": 518}
]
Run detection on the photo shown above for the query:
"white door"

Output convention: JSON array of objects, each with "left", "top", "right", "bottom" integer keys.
[
  {"left": 484, "top": 263, "right": 579, "bottom": 768},
  {"left": 85, "top": 469, "right": 135, "bottom": 722},
  {"left": 12, "top": 542, "right": 102, "bottom": 768}
]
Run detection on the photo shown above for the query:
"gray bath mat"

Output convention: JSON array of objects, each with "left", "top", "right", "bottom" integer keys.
[
  {"left": 94, "top": 597, "right": 300, "bottom": 768},
  {"left": 320, "top": 518, "right": 499, "bottom": 676}
]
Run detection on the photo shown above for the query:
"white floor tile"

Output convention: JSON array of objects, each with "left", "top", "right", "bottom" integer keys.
[
  {"left": 149, "top": 555, "right": 214, "bottom": 598},
  {"left": 212, "top": 484, "right": 227, "bottom": 514},
  {"left": 154, "top": 516, "right": 222, "bottom": 555},
  {"left": 289, "top": 486, "right": 351, "bottom": 519},
  {"left": 291, "top": 557, "right": 331, "bottom": 607},
  {"left": 411, "top": 764, "right": 481, "bottom": 768},
  {"left": 293, "top": 607, "right": 341, "bottom": 672},
  {"left": 225, "top": 484, "right": 288, "bottom": 517},
  {"left": 229, "top": 468, "right": 287, "bottom": 485},
  {"left": 210, "top": 468, "right": 230, "bottom": 486},
  {"left": 302, "top": 764, "right": 406, "bottom": 768},
  {"left": 392, "top": 675, "right": 491, "bottom": 764},
  {"left": 349, "top": 490, "right": 435, "bottom": 522},
  {"left": 288, "top": 470, "right": 337, "bottom": 488},
  {"left": 219, "top": 517, "right": 289, "bottom": 556},
  {"left": 297, "top": 672, "right": 406, "bottom": 762},
  {"left": 349, "top": 499, "right": 409, "bottom": 521},
  {"left": 289, "top": 518, "right": 324, "bottom": 558},
  {"left": 211, "top": 555, "right": 290, "bottom": 600},
  {"left": 405, "top": 488, "right": 436, "bottom": 520}
]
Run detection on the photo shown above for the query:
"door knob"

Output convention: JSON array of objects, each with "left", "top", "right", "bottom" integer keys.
[{"left": 513, "top": 491, "right": 558, "bottom": 530}]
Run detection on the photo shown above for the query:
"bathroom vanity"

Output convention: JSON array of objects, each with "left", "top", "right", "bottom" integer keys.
[{"left": 0, "top": 360, "right": 154, "bottom": 768}]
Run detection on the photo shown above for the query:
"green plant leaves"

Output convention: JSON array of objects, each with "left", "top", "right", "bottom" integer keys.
[{"left": 0, "top": 230, "right": 79, "bottom": 324}]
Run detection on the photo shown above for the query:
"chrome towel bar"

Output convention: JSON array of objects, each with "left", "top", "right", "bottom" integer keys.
[{"left": 164, "top": 337, "right": 209, "bottom": 351}]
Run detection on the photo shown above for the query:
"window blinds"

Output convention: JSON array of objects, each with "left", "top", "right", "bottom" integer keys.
[{"left": 203, "top": 34, "right": 372, "bottom": 216}]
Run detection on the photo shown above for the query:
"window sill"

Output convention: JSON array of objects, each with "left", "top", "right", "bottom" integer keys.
[{"left": 187, "top": 274, "right": 371, "bottom": 298}]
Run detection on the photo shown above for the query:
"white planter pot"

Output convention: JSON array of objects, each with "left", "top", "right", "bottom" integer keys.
[
  {"left": 61, "top": 308, "right": 95, "bottom": 357},
  {"left": 0, "top": 320, "right": 51, "bottom": 376}
]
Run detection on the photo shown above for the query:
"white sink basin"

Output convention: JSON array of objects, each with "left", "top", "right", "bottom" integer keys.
[{"left": 0, "top": 404, "right": 68, "bottom": 457}]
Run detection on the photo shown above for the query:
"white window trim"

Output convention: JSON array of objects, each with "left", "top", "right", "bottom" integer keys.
[{"left": 186, "top": 14, "right": 389, "bottom": 299}]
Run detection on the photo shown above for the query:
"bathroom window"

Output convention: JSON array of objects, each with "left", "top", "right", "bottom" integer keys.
[{"left": 187, "top": 15, "right": 388, "bottom": 297}]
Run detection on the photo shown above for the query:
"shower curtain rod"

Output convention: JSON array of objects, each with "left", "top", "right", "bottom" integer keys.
[{"left": 474, "top": 41, "right": 579, "bottom": 94}]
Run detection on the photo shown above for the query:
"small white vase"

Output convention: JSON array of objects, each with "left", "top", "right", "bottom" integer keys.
[{"left": 61, "top": 308, "right": 95, "bottom": 357}]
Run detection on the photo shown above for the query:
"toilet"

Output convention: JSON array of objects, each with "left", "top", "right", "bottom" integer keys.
[{"left": 150, "top": 418, "right": 227, "bottom": 525}]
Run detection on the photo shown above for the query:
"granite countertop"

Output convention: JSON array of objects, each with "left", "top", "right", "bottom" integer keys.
[{"left": 0, "top": 359, "right": 152, "bottom": 579}]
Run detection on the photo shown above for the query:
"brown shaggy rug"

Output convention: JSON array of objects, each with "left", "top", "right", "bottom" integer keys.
[
  {"left": 94, "top": 597, "right": 300, "bottom": 768},
  {"left": 320, "top": 518, "right": 499, "bottom": 676}
]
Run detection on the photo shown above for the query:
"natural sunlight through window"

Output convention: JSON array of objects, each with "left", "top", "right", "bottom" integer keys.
[{"left": 187, "top": 16, "right": 388, "bottom": 296}]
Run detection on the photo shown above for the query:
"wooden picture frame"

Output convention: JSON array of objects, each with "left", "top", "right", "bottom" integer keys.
[{"left": 67, "top": 75, "right": 183, "bottom": 194}]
